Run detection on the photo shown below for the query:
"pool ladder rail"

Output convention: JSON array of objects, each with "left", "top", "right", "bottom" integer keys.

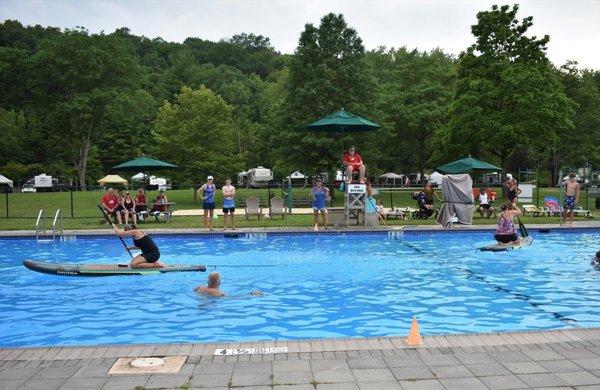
[{"left": 36, "top": 208, "right": 63, "bottom": 241}]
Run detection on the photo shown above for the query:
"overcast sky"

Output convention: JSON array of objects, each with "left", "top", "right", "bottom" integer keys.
[{"left": 1, "top": 0, "right": 599, "bottom": 69}]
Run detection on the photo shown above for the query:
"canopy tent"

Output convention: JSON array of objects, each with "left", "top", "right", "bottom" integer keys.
[
  {"left": 97, "top": 175, "right": 128, "bottom": 185},
  {"left": 437, "top": 156, "right": 500, "bottom": 174},
  {"left": 436, "top": 174, "right": 474, "bottom": 226},
  {"left": 286, "top": 171, "right": 307, "bottom": 179},
  {"left": 112, "top": 155, "right": 178, "bottom": 171},
  {"left": 378, "top": 172, "right": 403, "bottom": 186},
  {"left": 0, "top": 174, "right": 13, "bottom": 188}
]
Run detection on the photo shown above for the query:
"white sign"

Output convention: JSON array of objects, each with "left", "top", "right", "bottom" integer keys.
[
  {"left": 348, "top": 184, "right": 366, "bottom": 194},
  {"left": 214, "top": 347, "right": 288, "bottom": 356},
  {"left": 519, "top": 183, "right": 534, "bottom": 203}
]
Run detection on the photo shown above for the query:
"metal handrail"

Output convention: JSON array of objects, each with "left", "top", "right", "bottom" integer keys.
[
  {"left": 35, "top": 209, "right": 45, "bottom": 240},
  {"left": 52, "top": 209, "right": 63, "bottom": 239}
]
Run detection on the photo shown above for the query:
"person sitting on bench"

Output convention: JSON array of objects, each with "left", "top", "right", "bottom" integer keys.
[{"left": 342, "top": 145, "right": 366, "bottom": 183}]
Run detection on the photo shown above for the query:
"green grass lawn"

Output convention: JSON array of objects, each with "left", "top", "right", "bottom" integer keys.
[{"left": 0, "top": 186, "right": 596, "bottom": 230}]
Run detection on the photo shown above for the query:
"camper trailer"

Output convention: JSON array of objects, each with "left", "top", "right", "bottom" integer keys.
[
  {"left": 247, "top": 166, "right": 273, "bottom": 188},
  {"left": 27, "top": 173, "right": 57, "bottom": 192}
]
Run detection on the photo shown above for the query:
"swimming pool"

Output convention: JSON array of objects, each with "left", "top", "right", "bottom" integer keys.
[{"left": 1, "top": 229, "right": 599, "bottom": 347}]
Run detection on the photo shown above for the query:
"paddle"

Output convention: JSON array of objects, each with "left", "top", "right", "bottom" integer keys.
[
  {"left": 517, "top": 216, "right": 529, "bottom": 238},
  {"left": 97, "top": 206, "right": 134, "bottom": 258}
]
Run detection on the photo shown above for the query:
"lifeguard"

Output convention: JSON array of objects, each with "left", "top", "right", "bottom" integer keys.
[{"left": 342, "top": 145, "right": 366, "bottom": 183}]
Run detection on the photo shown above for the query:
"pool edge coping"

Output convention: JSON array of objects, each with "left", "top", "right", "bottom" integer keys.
[{"left": 2, "top": 327, "right": 600, "bottom": 358}]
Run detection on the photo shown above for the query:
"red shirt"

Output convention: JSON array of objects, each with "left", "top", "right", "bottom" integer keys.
[
  {"left": 136, "top": 194, "right": 147, "bottom": 205},
  {"left": 343, "top": 152, "right": 363, "bottom": 167},
  {"left": 101, "top": 194, "right": 119, "bottom": 210}
]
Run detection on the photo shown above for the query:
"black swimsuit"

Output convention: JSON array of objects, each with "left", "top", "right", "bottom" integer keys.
[{"left": 133, "top": 234, "right": 160, "bottom": 263}]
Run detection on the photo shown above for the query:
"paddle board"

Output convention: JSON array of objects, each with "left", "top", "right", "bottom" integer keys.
[
  {"left": 23, "top": 260, "right": 206, "bottom": 276},
  {"left": 480, "top": 236, "right": 533, "bottom": 252}
]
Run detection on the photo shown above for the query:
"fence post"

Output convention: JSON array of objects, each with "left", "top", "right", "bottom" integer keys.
[
  {"left": 5, "top": 189, "right": 8, "bottom": 218},
  {"left": 70, "top": 186, "right": 74, "bottom": 218}
]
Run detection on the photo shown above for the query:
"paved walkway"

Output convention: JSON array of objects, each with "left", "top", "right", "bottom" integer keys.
[{"left": 2, "top": 328, "right": 600, "bottom": 389}]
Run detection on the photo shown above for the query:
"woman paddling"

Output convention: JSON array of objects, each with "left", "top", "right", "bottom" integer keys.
[
  {"left": 495, "top": 203, "right": 523, "bottom": 244},
  {"left": 113, "top": 224, "right": 165, "bottom": 269}
]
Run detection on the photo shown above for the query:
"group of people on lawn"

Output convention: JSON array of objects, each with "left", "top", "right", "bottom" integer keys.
[{"left": 101, "top": 187, "right": 169, "bottom": 225}]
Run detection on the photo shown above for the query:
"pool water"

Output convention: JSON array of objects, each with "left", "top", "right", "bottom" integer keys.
[{"left": 1, "top": 230, "right": 599, "bottom": 347}]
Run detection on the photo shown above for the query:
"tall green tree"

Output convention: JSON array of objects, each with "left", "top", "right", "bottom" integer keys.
[
  {"left": 279, "top": 13, "right": 375, "bottom": 174},
  {"left": 31, "top": 28, "right": 142, "bottom": 189},
  {"left": 152, "top": 86, "right": 243, "bottom": 182},
  {"left": 437, "top": 4, "right": 574, "bottom": 176},
  {"left": 373, "top": 48, "right": 456, "bottom": 177}
]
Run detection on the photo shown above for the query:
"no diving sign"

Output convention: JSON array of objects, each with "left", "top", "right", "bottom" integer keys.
[{"left": 214, "top": 347, "right": 288, "bottom": 356}]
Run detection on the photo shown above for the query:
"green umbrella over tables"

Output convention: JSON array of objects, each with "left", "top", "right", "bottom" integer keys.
[
  {"left": 436, "top": 156, "right": 500, "bottom": 174},
  {"left": 112, "top": 155, "right": 178, "bottom": 171}
]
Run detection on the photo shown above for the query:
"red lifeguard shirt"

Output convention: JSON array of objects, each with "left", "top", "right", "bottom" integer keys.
[
  {"left": 101, "top": 194, "right": 119, "bottom": 210},
  {"left": 343, "top": 152, "right": 363, "bottom": 169}
]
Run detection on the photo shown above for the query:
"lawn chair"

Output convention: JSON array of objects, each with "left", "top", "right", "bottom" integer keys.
[
  {"left": 244, "top": 197, "right": 263, "bottom": 220},
  {"left": 269, "top": 196, "right": 286, "bottom": 219},
  {"left": 522, "top": 204, "right": 543, "bottom": 217},
  {"left": 573, "top": 206, "right": 594, "bottom": 218}
]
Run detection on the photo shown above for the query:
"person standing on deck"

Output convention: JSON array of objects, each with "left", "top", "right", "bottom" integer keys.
[
  {"left": 562, "top": 173, "right": 580, "bottom": 227},
  {"left": 311, "top": 178, "right": 330, "bottom": 231},
  {"left": 198, "top": 176, "right": 217, "bottom": 230},
  {"left": 222, "top": 178, "right": 236, "bottom": 230}
]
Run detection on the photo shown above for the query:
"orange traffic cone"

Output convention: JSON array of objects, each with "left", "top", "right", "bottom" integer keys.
[{"left": 406, "top": 317, "right": 423, "bottom": 346}]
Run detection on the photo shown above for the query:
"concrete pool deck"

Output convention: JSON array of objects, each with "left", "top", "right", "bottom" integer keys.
[{"left": 2, "top": 328, "right": 600, "bottom": 389}]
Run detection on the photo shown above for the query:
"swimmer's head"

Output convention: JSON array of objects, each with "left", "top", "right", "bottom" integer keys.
[
  {"left": 596, "top": 251, "right": 600, "bottom": 260},
  {"left": 208, "top": 272, "right": 221, "bottom": 288}
]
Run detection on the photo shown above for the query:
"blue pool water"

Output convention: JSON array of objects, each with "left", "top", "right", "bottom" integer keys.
[{"left": 0, "top": 230, "right": 599, "bottom": 347}]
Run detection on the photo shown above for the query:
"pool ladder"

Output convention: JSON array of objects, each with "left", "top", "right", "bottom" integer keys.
[{"left": 36, "top": 209, "right": 63, "bottom": 241}]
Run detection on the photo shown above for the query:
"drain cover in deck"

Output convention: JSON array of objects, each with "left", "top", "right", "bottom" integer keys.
[{"left": 108, "top": 355, "right": 185, "bottom": 374}]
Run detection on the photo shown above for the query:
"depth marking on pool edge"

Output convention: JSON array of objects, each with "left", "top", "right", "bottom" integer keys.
[{"left": 214, "top": 347, "right": 287, "bottom": 356}]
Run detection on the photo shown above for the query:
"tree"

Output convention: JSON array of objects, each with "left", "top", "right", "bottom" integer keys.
[
  {"left": 152, "top": 86, "right": 243, "bottom": 182},
  {"left": 30, "top": 29, "right": 142, "bottom": 189},
  {"left": 0, "top": 108, "right": 26, "bottom": 165},
  {"left": 439, "top": 5, "right": 574, "bottom": 175},
  {"left": 373, "top": 48, "right": 456, "bottom": 177},
  {"left": 278, "top": 13, "right": 375, "bottom": 174}
]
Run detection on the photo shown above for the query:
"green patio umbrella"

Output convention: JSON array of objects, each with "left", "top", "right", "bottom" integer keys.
[
  {"left": 112, "top": 155, "right": 178, "bottom": 171},
  {"left": 436, "top": 156, "right": 500, "bottom": 174},
  {"left": 307, "top": 109, "right": 380, "bottom": 133}
]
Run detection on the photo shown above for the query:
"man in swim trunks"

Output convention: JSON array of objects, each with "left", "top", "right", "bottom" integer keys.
[
  {"left": 495, "top": 203, "right": 522, "bottom": 244},
  {"left": 101, "top": 188, "right": 122, "bottom": 224},
  {"left": 562, "top": 173, "right": 580, "bottom": 227},
  {"left": 222, "top": 178, "right": 236, "bottom": 230},
  {"left": 592, "top": 251, "right": 600, "bottom": 266},
  {"left": 194, "top": 272, "right": 225, "bottom": 297},
  {"left": 342, "top": 146, "right": 366, "bottom": 183},
  {"left": 113, "top": 224, "right": 165, "bottom": 269}
]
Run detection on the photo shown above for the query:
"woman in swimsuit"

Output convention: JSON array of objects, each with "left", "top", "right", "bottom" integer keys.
[
  {"left": 198, "top": 175, "right": 217, "bottom": 230},
  {"left": 495, "top": 203, "right": 522, "bottom": 244},
  {"left": 121, "top": 191, "right": 137, "bottom": 225},
  {"left": 506, "top": 179, "right": 521, "bottom": 208},
  {"left": 113, "top": 224, "right": 164, "bottom": 268}
]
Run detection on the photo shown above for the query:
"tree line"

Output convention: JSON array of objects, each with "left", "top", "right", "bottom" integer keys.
[{"left": 1, "top": 4, "right": 599, "bottom": 189}]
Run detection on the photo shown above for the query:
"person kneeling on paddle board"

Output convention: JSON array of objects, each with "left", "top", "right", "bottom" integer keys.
[
  {"left": 113, "top": 224, "right": 165, "bottom": 269},
  {"left": 495, "top": 203, "right": 523, "bottom": 244}
]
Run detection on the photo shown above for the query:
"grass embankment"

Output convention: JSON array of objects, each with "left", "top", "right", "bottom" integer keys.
[{"left": 0, "top": 187, "right": 596, "bottom": 230}]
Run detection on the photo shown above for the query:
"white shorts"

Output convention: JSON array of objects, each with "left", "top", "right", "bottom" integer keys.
[{"left": 313, "top": 207, "right": 328, "bottom": 213}]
